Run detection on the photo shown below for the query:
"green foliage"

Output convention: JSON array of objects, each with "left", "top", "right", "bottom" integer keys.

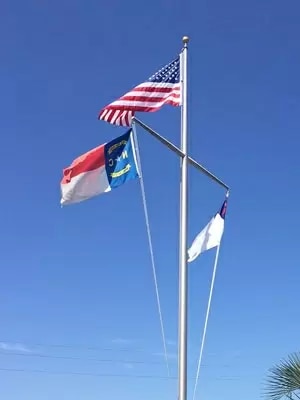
[{"left": 265, "top": 353, "right": 300, "bottom": 400}]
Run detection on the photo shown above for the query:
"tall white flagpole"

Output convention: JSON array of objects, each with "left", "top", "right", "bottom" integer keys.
[{"left": 178, "top": 35, "right": 189, "bottom": 400}]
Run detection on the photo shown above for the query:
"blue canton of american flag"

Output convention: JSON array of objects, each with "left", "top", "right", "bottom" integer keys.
[{"left": 98, "top": 56, "right": 181, "bottom": 127}]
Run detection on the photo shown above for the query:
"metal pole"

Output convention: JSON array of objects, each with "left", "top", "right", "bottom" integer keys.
[
  {"left": 132, "top": 117, "right": 230, "bottom": 191},
  {"left": 178, "top": 35, "right": 189, "bottom": 400}
]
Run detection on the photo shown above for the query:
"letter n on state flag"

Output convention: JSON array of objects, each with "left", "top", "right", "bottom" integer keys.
[{"left": 60, "top": 129, "right": 140, "bottom": 206}]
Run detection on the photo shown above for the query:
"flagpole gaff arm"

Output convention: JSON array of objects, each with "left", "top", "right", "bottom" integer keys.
[{"left": 132, "top": 117, "right": 230, "bottom": 192}]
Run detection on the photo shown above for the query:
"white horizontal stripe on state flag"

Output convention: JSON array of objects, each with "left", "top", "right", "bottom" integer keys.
[{"left": 61, "top": 165, "right": 110, "bottom": 205}]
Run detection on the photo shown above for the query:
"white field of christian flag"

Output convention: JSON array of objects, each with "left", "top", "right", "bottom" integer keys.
[
  {"left": 60, "top": 129, "right": 140, "bottom": 205},
  {"left": 187, "top": 200, "right": 228, "bottom": 262}
]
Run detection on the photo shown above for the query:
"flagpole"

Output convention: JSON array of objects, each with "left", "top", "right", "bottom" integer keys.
[{"left": 178, "top": 35, "right": 189, "bottom": 400}]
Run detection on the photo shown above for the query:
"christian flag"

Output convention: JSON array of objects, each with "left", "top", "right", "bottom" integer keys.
[
  {"left": 187, "top": 200, "right": 228, "bottom": 262},
  {"left": 60, "top": 129, "right": 140, "bottom": 205}
]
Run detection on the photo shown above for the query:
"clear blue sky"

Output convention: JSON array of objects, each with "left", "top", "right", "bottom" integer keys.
[{"left": 1, "top": 0, "right": 300, "bottom": 399}]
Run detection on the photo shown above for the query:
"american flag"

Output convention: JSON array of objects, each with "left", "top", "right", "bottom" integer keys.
[{"left": 98, "top": 56, "right": 181, "bottom": 126}]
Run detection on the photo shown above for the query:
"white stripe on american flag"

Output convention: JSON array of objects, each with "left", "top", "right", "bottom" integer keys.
[
  {"left": 98, "top": 58, "right": 181, "bottom": 126},
  {"left": 106, "top": 98, "right": 179, "bottom": 110},
  {"left": 134, "top": 82, "right": 179, "bottom": 89},
  {"left": 103, "top": 84, "right": 180, "bottom": 107},
  {"left": 98, "top": 86, "right": 180, "bottom": 124},
  {"left": 100, "top": 109, "right": 134, "bottom": 126}
]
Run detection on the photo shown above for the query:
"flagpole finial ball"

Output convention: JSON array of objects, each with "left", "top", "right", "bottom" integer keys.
[{"left": 182, "top": 36, "right": 189, "bottom": 44}]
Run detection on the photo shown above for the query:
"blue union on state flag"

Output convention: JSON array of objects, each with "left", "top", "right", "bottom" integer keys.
[
  {"left": 60, "top": 130, "right": 140, "bottom": 206},
  {"left": 98, "top": 55, "right": 182, "bottom": 127}
]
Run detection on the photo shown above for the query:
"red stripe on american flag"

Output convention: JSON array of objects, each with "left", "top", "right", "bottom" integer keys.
[
  {"left": 130, "top": 86, "right": 180, "bottom": 93},
  {"left": 100, "top": 100, "right": 179, "bottom": 113},
  {"left": 98, "top": 78, "right": 181, "bottom": 126},
  {"left": 118, "top": 94, "right": 180, "bottom": 103}
]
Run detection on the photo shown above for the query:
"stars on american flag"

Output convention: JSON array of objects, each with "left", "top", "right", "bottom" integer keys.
[
  {"left": 98, "top": 54, "right": 181, "bottom": 126},
  {"left": 149, "top": 58, "right": 180, "bottom": 83}
]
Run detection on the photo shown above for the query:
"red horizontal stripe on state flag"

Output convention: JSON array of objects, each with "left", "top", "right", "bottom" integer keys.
[{"left": 61, "top": 144, "right": 105, "bottom": 184}]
